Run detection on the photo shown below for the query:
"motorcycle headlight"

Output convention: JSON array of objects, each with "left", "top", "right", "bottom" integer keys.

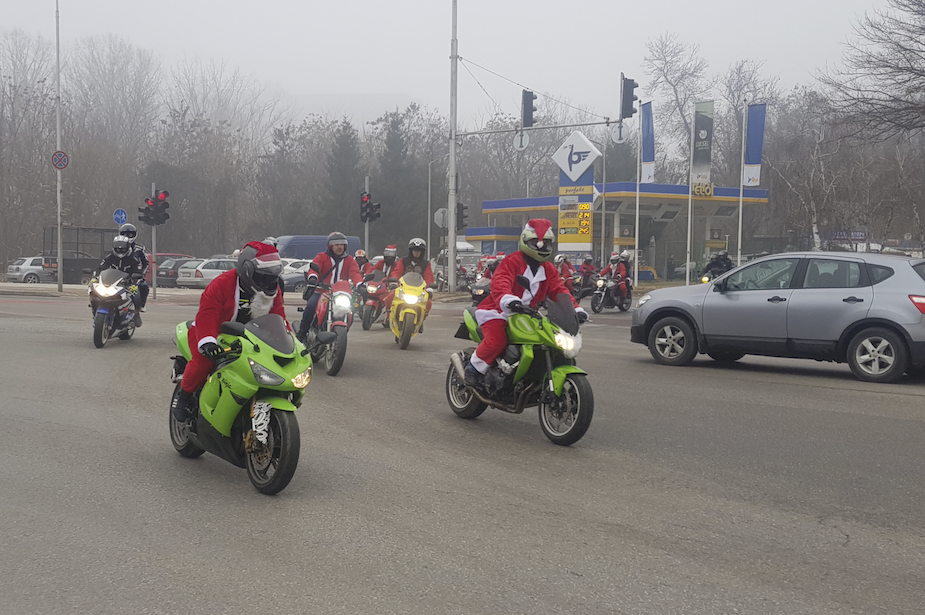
[
  {"left": 596, "top": 279, "right": 605, "bottom": 288},
  {"left": 334, "top": 293, "right": 352, "bottom": 308},
  {"left": 405, "top": 293, "right": 419, "bottom": 304},
  {"left": 475, "top": 289, "right": 485, "bottom": 295},
  {"left": 93, "top": 282, "right": 120, "bottom": 297},
  {"left": 367, "top": 284, "right": 377, "bottom": 293},
  {"left": 554, "top": 331, "right": 583, "bottom": 359},
  {"left": 637, "top": 293, "right": 652, "bottom": 308},
  {"left": 248, "top": 358, "right": 285, "bottom": 386},
  {"left": 702, "top": 276, "right": 711, "bottom": 283},
  {"left": 292, "top": 365, "right": 312, "bottom": 389}
]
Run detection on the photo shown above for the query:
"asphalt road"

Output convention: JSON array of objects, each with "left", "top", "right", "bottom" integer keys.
[{"left": 2, "top": 292, "right": 925, "bottom": 614}]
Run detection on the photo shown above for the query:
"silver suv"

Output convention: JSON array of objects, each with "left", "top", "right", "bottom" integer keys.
[
  {"left": 7, "top": 256, "right": 54, "bottom": 283},
  {"left": 631, "top": 252, "right": 925, "bottom": 383}
]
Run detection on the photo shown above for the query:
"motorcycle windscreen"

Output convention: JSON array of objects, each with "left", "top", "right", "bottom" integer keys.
[
  {"left": 245, "top": 314, "right": 294, "bottom": 354},
  {"left": 99, "top": 268, "right": 126, "bottom": 286},
  {"left": 546, "top": 292, "right": 580, "bottom": 336},
  {"left": 368, "top": 269, "right": 384, "bottom": 283},
  {"left": 401, "top": 272, "right": 425, "bottom": 288}
]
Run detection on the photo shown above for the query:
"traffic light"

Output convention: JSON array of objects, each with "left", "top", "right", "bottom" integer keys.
[
  {"left": 456, "top": 202, "right": 468, "bottom": 229},
  {"left": 139, "top": 197, "right": 156, "bottom": 226},
  {"left": 152, "top": 189, "right": 170, "bottom": 225},
  {"left": 521, "top": 89, "right": 537, "bottom": 128},
  {"left": 621, "top": 73, "right": 638, "bottom": 120},
  {"left": 360, "top": 191, "right": 371, "bottom": 222},
  {"left": 369, "top": 202, "right": 381, "bottom": 221}
]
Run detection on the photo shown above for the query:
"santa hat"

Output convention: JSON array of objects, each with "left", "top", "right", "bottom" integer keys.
[
  {"left": 495, "top": 251, "right": 506, "bottom": 259},
  {"left": 525, "top": 218, "right": 554, "bottom": 240},
  {"left": 243, "top": 240, "right": 282, "bottom": 271},
  {"left": 384, "top": 244, "right": 398, "bottom": 256}
]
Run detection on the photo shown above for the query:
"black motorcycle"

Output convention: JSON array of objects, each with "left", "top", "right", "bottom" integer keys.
[{"left": 88, "top": 269, "right": 141, "bottom": 348}]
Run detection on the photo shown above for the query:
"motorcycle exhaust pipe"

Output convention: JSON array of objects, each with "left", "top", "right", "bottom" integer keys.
[{"left": 450, "top": 352, "right": 467, "bottom": 380}]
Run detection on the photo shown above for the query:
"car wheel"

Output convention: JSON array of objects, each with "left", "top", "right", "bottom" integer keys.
[
  {"left": 847, "top": 327, "right": 908, "bottom": 383},
  {"left": 23, "top": 273, "right": 40, "bottom": 284},
  {"left": 647, "top": 316, "right": 698, "bottom": 366}
]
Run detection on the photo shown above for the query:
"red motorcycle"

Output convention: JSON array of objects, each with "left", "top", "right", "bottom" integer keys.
[
  {"left": 299, "top": 267, "right": 354, "bottom": 376},
  {"left": 360, "top": 270, "right": 388, "bottom": 330}
]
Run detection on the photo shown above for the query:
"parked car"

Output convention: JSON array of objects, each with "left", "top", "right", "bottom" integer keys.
[
  {"left": 144, "top": 252, "right": 195, "bottom": 283},
  {"left": 177, "top": 258, "right": 235, "bottom": 289},
  {"left": 282, "top": 259, "right": 312, "bottom": 274},
  {"left": 631, "top": 252, "right": 925, "bottom": 383},
  {"left": 156, "top": 257, "right": 198, "bottom": 287},
  {"left": 276, "top": 235, "right": 361, "bottom": 260},
  {"left": 175, "top": 259, "right": 204, "bottom": 288},
  {"left": 7, "top": 256, "right": 55, "bottom": 283},
  {"left": 280, "top": 264, "right": 310, "bottom": 294}
]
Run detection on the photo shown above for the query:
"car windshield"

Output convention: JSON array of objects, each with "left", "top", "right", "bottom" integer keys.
[
  {"left": 245, "top": 314, "right": 294, "bottom": 354},
  {"left": 546, "top": 292, "right": 579, "bottom": 335},
  {"left": 180, "top": 260, "right": 202, "bottom": 269}
]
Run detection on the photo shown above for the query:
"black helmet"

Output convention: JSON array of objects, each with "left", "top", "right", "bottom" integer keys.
[
  {"left": 718, "top": 250, "right": 729, "bottom": 258},
  {"left": 327, "top": 232, "right": 348, "bottom": 249},
  {"left": 112, "top": 235, "right": 131, "bottom": 258},
  {"left": 583, "top": 254, "right": 593, "bottom": 264},
  {"left": 408, "top": 237, "right": 426, "bottom": 252},
  {"left": 236, "top": 241, "right": 283, "bottom": 296},
  {"left": 119, "top": 223, "right": 137, "bottom": 247}
]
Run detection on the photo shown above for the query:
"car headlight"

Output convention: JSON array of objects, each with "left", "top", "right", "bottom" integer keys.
[
  {"left": 248, "top": 358, "right": 285, "bottom": 386},
  {"left": 292, "top": 365, "right": 312, "bottom": 389},
  {"left": 93, "top": 282, "right": 120, "bottom": 297},
  {"left": 637, "top": 293, "right": 652, "bottom": 308},
  {"left": 334, "top": 293, "right": 352, "bottom": 308},
  {"left": 554, "top": 331, "right": 583, "bottom": 359},
  {"left": 405, "top": 293, "right": 419, "bottom": 304},
  {"left": 596, "top": 279, "right": 605, "bottom": 287}
]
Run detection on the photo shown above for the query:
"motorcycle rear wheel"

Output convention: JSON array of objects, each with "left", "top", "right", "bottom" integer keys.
[
  {"left": 399, "top": 313, "right": 415, "bottom": 350},
  {"left": 168, "top": 384, "right": 205, "bottom": 458},
  {"left": 445, "top": 357, "right": 486, "bottom": 419},
  {"left": 93, "top": 312, "right": 109, "bottom": 348},
  {"left": 539, "top": 374, "right": 594, "bottom": 446},
  {"left": 246, "top": 408, "right": 300, "bottom": 495},
  {"left": 361, "top": 305, "right": 374, "bottom": 330},
  {"left": 324, "top": 325, "right": 347, "bottom": 376},
  {"left": 118, "top": 321, "right": 135, "bottom": 340},
  {"left": 590, "top": 294, "right": 604, "bottom": 313},
  {"left": 618, "top": 289, "right": 632, "bottom": 312}
]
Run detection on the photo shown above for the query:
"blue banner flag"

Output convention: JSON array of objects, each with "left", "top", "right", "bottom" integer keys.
[
  {"left": 641, "top": 102, "right": 655, "bottom": 183},
  {"left": 743, "top": 103, "right": 767, "bottom": 186}
]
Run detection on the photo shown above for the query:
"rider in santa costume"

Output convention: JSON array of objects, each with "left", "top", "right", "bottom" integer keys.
[{"left": 465, "top": 219, "right": 588, "bottom": 387}]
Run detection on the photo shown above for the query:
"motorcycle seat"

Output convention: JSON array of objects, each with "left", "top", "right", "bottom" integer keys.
[{"left": 465, "top": 307, "right": 484, "bottom": 340}]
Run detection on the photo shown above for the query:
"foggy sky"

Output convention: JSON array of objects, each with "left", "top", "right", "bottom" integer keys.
[{"left": 5, "top": 0, "right": 890, "bottom": 125}]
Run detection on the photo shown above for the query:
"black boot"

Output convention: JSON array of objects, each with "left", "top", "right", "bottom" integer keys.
[
  {"left": 171, "top": 388, "right": 194, "bottom": 421},
  {"left": 464, "top": 363, "right": 483, "bottom": 389}
]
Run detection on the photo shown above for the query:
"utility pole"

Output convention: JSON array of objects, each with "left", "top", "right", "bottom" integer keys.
[
  {"left": 447, "top": 0, "right": 458, "bottom": 293},
  {"left": 364, "top": 176, "right": 370, "bottom": 252},
  {"left": 150, "top": 183, "right": 157, "bottom": 300},
  {"left": 55, "top": 0, "right": 63, "bottom": 292}
]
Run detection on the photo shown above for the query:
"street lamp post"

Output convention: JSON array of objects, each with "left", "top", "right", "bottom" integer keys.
[{"left": 428, "top": 153, "right": 450, "bottom": 262}]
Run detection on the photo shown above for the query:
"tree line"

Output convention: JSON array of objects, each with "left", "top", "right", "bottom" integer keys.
[{"left": 2, "top": 0, "right": 925, "bottom": 266}]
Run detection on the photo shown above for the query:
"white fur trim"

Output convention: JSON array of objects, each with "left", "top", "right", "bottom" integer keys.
[
  {"left": 198, "top": 336, "right": 218, "bottom": 349},
  {"left": 499, "top": 293, "right": 522, "bottom": 316},
  {"left": 475, "top": 308, "right": 507, "bottom": 325}
]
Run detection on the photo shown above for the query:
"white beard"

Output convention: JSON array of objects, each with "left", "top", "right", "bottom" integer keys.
[{"left": 250, "top": 291, "right": 275, "bottom": 318}]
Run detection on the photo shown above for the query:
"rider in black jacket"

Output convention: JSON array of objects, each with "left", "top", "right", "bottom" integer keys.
[
  {"left": 701, "top": 250, "right": 734, "bottom": 278},
  {"left": 95, "top": 236, "right": 145, "bottom": 325}
]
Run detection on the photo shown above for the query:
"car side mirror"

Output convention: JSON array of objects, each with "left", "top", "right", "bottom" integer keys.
[
  {"left": 309, "top": 262, "right": 320, "bottom": 273},
  {"left": 221, "top": 321, "right": 246, "bottom": 336},
  {"left": 713, "top": 278, "right": 726, "bottom": 292},
  {"left": 515, "top": 275, "right": 530, "bottom": 290}
]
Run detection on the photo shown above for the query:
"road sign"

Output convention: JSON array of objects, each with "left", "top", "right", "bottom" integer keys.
[
  {"left": 51, "top": 151, "right": 69, "bottom": 170},
  {"left": 513, "top": 132, "right": 530, "bottom": 151},
  {"left": 610, "top": 123, "right": 628, "bottom": 144},
  {"left": 434, "top": 207, "right": 449, "bottom": 229},
  {"left": 552, "top": 131, "right": 601, "bottom": 183},
  {"left": 113, "top": 208, "right": 127, "bottom": 225}
]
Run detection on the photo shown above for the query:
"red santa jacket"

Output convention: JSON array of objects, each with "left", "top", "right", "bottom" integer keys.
[
  {"left": 192, "top": 269, "right": 287, "bottom": 350},
  {"left": 358, "top": 261, "right": 373, "bottom": 276},
  {"left": 373, "top": 258, "right": 397, "bottom": 277},
  {"left": 475, "top": 251, "right": 578, "bottom": 325},
  {"left": 307, "top": 252, "right": 363, "bottom": 286},
  {"left": 601, "top": 262, "right": 628, "bottom": 279},
  {"left": 559, "top": 261, "right": 576, "bottom": 279},
  {"left": 391, "top": 257, "right": 435, "bottom": 286},
  {"left": 580, "top": 262, "right": 598, "bottom": 276}
]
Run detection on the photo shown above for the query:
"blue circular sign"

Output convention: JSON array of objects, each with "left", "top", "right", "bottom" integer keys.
[{"left": 113, "top": 208, "right": 127, "bottom": 225}]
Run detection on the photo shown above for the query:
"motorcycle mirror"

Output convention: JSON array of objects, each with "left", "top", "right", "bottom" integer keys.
[
  {"left": 515, "top": 275, "right": 530, "bottom": 290},
  {"left": 309, "top": 262, "right": 321, "bottom": 273},
  {"left": 221, "top": 321, "right": 246, "bottom": 336},
  {"left": 427, "top": 283, "right": 437, "bottom": 290},
  {"left": 363, "top": 273, "right": 374, "bottom": 282}
]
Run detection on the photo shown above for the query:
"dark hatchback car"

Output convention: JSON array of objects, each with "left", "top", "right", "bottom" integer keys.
[
  {"left": 631, "top": 252, "right": 925, "bottom": 383},
  {"left": 156, "top": 258, "right": 197, "bottom": 287}
]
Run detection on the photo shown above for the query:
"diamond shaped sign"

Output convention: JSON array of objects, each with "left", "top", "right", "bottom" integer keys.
[{"left": 552, "top": 131, "right": 601, "bottom": 183}]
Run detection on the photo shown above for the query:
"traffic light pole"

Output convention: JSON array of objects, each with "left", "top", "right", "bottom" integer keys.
[
  {"left": 447, "top": 0, "right": 459, "bottom": 294},
  {"left": 150, "top": 182, "right": 157, "bottom": 300},
  {"left": 364, "top": 176, "right": 370, "bottom": 253}
]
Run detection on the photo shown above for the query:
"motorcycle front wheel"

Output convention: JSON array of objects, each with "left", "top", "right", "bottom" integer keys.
[
  {"left": 246, "top": 408, "right": 300, "bottom": 495},
  {"left": 361, "top": 305, "right": 374, "bottom": 330},
  {"left": 399, "top": 313, "right": 415, "bottom": 350},
  {"left": 324, "top": 325, "right": 347, "bottom": 376},
  {"left": 93, "top": 311, "right": 109, "bottom": 348},
  {"left": 590, "top": 294, "right": 604, "bottom": 313},
  {"left": 539, "top": 374, "right": 594, "bottom": 446}
]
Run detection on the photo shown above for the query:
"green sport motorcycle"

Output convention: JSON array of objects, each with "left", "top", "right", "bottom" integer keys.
[
  {"left": 168, "top": 314, "right": 313, "bottom": 495},
  {"left": 447, "top": 283, "right": 594, "bottom": 446}
]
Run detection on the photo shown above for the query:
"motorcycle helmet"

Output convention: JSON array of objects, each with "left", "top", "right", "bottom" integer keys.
[
  {"left": 408, "top": 238, "right": 426, "bottom": 254},
  {"left": 583, "top": 254, "right": 593, "bottom": 265},
  {"left": 620, "top": 250, "right": 631, "bottom": 261},
  {"left": 609, "top": 253, "right": 620, "bottom": 264},
  {"left": 236, "top": 240, "right": 283, "bottom": 296},
  {"left": 112, "top": 235, "right": 131, "bottom": 258},
  {"left": 327, "top": 231, "right": 348, "bottom": 248},
  {"left": 119, "top": 223, "right": 137, "bottom": 248},
  {"left": 718, "top": 250, "right": 729, "bottom": 258},
  {"left": 383, "top": 244, "right": 397, "bottom": 259},
  {"left": 554, "top": 254, "right": 565, "bottom": 266},
  {"left": 518, "top": 219, "right": 554, "bottom": 262},
  {"left": 263, "top": 236, "right": 279, "bottom": 247}
]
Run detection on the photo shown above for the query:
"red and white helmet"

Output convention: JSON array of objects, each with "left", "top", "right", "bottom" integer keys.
[
  {"left": 383, "top": 244, "right": 397, "bottom": 258},
  {"left": 355, "top": 249, "right": 367, "bottom": 259},
  {"left": 236, "top": 241, "right": 283, "bottom": 296}
]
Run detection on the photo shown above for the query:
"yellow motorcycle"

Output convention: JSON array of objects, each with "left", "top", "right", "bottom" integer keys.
[{"left": 388, "top": 272, "right": 433, "bottom": 350}]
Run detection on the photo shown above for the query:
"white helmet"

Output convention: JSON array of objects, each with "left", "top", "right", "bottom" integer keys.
[{"left": 620, "top": 250, "right": 631, "bottom": 261}]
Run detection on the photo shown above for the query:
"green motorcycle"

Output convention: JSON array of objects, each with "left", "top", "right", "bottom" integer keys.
[
  {"left": 447, "top": 281, "right": 594, "bottom": 446},
  {"left": 168, "top": 313, "right": 313, "bottom": 494}
]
